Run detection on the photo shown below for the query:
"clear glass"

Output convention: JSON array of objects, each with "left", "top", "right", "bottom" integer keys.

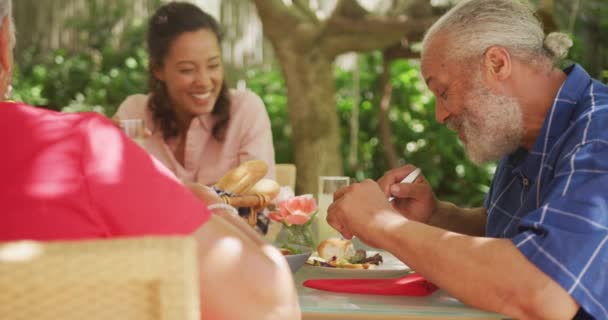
[
  {"left": 313, "top": 176, "right": 350, "bottom": 246},
  {"left": 119, "top": 119, "right": 145, "bottom": 146}
]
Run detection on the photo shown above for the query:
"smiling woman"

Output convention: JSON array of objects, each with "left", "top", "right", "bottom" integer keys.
[{"left": 113, "top": 1, "right": 276, "bottom": 186}]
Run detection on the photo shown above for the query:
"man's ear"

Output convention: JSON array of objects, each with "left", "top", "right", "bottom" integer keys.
[
  {"left": 0, "top": 16, "right": 12, "bottom": 78},
  {"left": 482, "top": 46, "right": 512, "bottom": 82}
]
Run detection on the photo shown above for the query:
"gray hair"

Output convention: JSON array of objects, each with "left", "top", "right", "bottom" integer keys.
[
  {"left": 0, "top": 0, "right": 14, "bottom": 49},
  {"left": 422, "top": 0, "right": 572, "bottom": 67}
]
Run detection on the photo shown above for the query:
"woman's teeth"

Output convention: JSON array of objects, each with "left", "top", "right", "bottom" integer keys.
[{"left": 192, "top": 92, "right": 211, "bottom": 100}]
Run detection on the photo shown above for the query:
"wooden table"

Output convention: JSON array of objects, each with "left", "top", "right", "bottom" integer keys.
[{"left": 294, "top": 252, "right": 507, "bottom": 320}]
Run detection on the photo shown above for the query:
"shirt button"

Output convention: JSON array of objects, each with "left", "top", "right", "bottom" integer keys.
[{"left": 522, "top": 177, "right": 529, "bottom": 187}]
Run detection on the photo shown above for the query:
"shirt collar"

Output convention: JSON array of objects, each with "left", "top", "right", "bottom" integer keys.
[
  {"left": 511, "top": 64, "right": 592, "bottom": 178},
  {"left": 195, "top": 113, "right": 216, "bottom": 132},
  {"left": 154, "top": 113, "right": 216, "bottom": 149}
]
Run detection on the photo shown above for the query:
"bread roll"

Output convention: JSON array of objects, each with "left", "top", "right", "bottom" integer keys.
[
  {"left": 215, "top": 160, "right": 269, "bottom": 194},
  {"left": 317, "top": 238, "right": 356, "bottom": 261},
  {"left": 244, "top": 178, "right": 280, "bottom": 200}
]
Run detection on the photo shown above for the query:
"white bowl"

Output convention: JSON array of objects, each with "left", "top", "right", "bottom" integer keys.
[
  {"left": 285, "top": 251, "right": 312, "bottom": 273},
  {"left": 277, "top": 244, "right": 312, "bottom": 273}
]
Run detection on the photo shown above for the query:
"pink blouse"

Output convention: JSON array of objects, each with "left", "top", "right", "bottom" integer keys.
[{"left": 113, "top": 89, "right": 275, "bottom": 186}]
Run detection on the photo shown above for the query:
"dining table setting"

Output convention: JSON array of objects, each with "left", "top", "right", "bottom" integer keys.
[
  {"left": 257, "top": 171, "right": 508, "bottom": 320},
  {"left": 292, "top": 247, "right": 507, "bottom": 320},
  {"left": 269, "top": 174, "right": 506, "bottom": 319}
]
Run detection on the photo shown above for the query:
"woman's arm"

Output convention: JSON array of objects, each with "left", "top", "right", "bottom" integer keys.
[{"left": 232, "top": 90, "right": 276, "bottom": 179}]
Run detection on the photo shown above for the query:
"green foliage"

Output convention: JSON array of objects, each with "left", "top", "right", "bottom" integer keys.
[
  {"left": 332, "top": 53, "right": 493, "bottom": 206},
  {"left": 244, "top": 53, "right": 493, "bottom": 206},
  {"left": 12, "top": 2, "right": 152, "bottom": 116},
  {"left": 557, "top": 0, "right": 608, "bottom": 83},
  {"left": 13, "top": 50, "right": 148, "bottom": 116},
  {"left": 244, "top": 66, "right": 293, "bottom": 165}
]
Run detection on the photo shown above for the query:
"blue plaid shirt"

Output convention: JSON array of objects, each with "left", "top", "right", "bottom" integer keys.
[{"left": 484, "top": 65, "right": 608, "bottom": 319}]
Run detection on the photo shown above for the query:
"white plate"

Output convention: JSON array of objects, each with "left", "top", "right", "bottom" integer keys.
[{"left": 303, "top": 251, "right": 411, "bottom": 278}]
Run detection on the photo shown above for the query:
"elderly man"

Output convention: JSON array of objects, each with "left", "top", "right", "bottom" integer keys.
[
  {"left": 328, "top": 0, "right": 607, "bottom": 319},
  {"left": 0, "top": 1, "right": 299, "bottom": 319}
]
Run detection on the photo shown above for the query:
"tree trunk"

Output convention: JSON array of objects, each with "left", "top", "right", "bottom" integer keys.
[
  {"left": 251, "top": 0, "right": 438, "bottom": 194},
  {"left": 378, "top": 57, "right": 399, "bottom": 169},
  {"left": 348, "top": 55, "right": 361, "bottom": 172},
  {"left": 378, "top": 44, "right": 418, "bottom": 169},
  {"left": 275, "top": 47, "right": 343, "bottom": 194}
]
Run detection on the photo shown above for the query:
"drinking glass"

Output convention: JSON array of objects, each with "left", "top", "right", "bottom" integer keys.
[
  {"left": 119, "top": 119, "right": 145, "bottom": 146},
  {"left": 313, "top": 176, "right": 350, "bottom": 246}
]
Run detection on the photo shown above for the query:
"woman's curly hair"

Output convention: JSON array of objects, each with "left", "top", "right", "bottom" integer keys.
[{"left": 147, "top": 2, "right": 230, "bottom": 141}]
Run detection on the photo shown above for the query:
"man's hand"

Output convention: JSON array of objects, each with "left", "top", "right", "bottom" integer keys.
[
  {"left": 327, "top": 179, "right": 407, "bottom": 248},
  {"left": 378, "top": 165, "right": 438, "bottom": 224}
]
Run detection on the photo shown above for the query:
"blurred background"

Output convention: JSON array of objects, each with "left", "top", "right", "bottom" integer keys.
[{"left": 12, "top": 0, "right": 608, "bottom": 204}]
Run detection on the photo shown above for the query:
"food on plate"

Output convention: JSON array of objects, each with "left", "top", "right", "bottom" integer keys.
[
  {"left": 317, "top": 238, "right": 356, "bottom": 261},
  {"left": 214, "top": 160, "right": 269, "bottom": 194},
  {"left": 309, "top": 238, "right": 383, "bottom": 269},
  {"left": 279, "top": 248, "right": 293, "bottom": 255},
  {"left": 279, "top": 244, "right": 307, "bottom": 256}
]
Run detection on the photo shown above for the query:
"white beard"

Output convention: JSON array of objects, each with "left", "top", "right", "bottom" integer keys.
[{"left": 447, "top": 78, "right": 525, "bottom": 165}]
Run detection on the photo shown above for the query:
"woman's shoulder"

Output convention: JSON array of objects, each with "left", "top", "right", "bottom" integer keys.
[
  {"left": 114, "top": 94, "right": 151, "bottom": 119},
  {"left": 228, "top": 89, "right": 266, "bottom": 115}
]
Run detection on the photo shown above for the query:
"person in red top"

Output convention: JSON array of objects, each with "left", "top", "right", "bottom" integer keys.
[
  {"left": 1, "top": 103, "right": 211, "bottom": 240},
  {"left": 0, "top": 1, "right": 299, "bottom": 319}
]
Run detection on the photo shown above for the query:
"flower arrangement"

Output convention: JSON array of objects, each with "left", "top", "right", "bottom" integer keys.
[{"left": 267, "top": 191, "right": 317, "bottom": 250}]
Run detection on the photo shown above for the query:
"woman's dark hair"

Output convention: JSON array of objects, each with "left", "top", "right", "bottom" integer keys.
[{"left": 147, "top": 1, "right": 230, "bottom": 141}]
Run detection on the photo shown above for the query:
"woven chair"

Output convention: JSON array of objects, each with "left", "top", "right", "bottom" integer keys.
[{"left": 0, "top": 236, "right": 199, "bottom": 320}]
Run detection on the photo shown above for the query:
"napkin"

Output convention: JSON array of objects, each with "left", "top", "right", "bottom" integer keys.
[{"left": 303, "top": 273, "right": 438, "bottom": 296}]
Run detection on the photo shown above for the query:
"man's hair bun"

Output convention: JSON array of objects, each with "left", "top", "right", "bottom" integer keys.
[{"left": 543, "top": 32, "right": 573, "bottom": 60}]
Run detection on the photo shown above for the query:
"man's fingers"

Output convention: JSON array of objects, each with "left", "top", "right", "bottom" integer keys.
[
  {"left": 326, "top": 200, "right": 341, "bottom": 228},
  {"left": 326, "top": 198, "right": 352, "bottom": 239},
  {"left": 378, "top": 165, "right": 418, "bottom": 194},
  {"left": 333, "top": 185, "right": 350, "bottom": 201},
  {"left": 389, "top": 179, "right": 427, "bottom": 200},
  {"left": 339, "top": 230, "right": 354, "bottom": 240}
]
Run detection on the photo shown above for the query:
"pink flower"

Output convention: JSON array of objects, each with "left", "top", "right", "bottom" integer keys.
[{"left": 268, "top": 194, "right": 317, "bottom": 225}]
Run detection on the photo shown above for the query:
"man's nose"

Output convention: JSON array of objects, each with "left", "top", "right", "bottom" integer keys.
[{"left": 435, "top": 101, "right": 449, "bottom": 124}]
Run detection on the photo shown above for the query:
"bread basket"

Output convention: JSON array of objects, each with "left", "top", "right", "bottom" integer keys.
[
  {"left": 214, "top": 160, "right": 280, "bottom": 228},
  {"left": 219, "top": 194, "right": 273, "bottom": 227}
]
